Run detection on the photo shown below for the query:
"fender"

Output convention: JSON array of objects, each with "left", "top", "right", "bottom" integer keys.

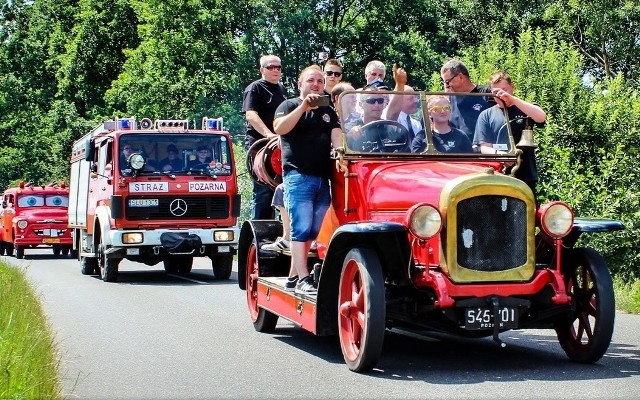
[
  {"left": 94, "top": 204, "right": 113, "bottom": 247},
  {"left": 564, "top": 217, "right": 624, "bottom": 248},
  {"left": 237, "top": 219, "right": 285, "bottom": 290},
  {"left": 315, "top": 221, "right": 412, "bottom": 336}
]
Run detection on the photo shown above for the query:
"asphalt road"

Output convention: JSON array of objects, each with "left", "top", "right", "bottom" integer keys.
[{"left": 5, "top": 249, "right": 640, "bottom": 399}]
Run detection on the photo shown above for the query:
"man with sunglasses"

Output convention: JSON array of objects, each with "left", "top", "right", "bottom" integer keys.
[
  {"left": 242, "top": 54, "right": 288, "bottom": 219},
  {"left": 323, "top": 59, "right": 343, "bottom": 103},
  {"left": 440, "top": 59, "right": 491, "bottom": 146}
]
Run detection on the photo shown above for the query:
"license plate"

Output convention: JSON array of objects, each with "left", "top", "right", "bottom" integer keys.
[
  {"left": 43, "top": 238, "right": 61, "bottom": 244},
  {"left": 465, "top": 307, "right": 518, "bottom": 330},
  {"left": 128, "top": 199, "right": 159, "bottom": 207}
]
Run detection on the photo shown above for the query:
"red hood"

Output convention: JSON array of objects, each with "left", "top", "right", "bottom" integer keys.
[
  {"left": 356, "top": 161, "right": 498, "bottom": 211},
  {"left": 16, "top": 208, "right": 68, "bottom": 222}
]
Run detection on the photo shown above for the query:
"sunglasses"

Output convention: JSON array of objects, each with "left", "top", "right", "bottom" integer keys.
[
  {"left": 325, "top": 71, "right": 342, "bottom": 77},
  {"left": 263, "top": 65, "right": 282, "bottom": 71},
  {"left": 364, "top": 97, "right": 385, "bottom": 105},
  {"left": 430, "top": 105, "right": 451, "bottom": 112},
  {"left": 443, "top": 73, "right": 459, "bottom": 87}
]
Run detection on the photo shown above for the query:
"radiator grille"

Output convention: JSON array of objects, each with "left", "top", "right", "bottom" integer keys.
[
  {"left": 125, "top": 195, "right": 229, "bottom": 220},
  {"left": 456, "top": 195, "right": 527, "bottom": 271}
]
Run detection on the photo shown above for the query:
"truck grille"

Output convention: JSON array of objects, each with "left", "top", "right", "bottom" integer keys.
[
  {"left": 125, "top": 195, "right": 230, "bottom": 220},
  {"left": 456, "top": 195, "right": 527, "bottom": 272}
]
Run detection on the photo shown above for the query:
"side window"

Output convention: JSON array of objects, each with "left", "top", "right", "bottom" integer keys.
[{"left": 98, "top": 141, "right": 108, "bottom": 174}]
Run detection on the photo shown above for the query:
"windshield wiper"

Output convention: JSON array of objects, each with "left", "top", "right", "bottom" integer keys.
[{"left": 187, "top": 168, "right": 218, "bottom": 179}]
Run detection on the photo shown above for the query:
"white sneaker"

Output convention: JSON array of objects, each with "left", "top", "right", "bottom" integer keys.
[{"left": 261, "top": 237, "right": 290, "bottom": 252}]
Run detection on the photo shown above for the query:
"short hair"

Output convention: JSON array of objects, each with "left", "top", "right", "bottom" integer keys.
[
  {"left": 259, "top": 55, "right": 280, "bottom": 68},
  {"left": 298, "top": 64, "right": 323, "bottom": 81},
  {"left": 440, "top": 59, "right": 470, "bottom": 78},
  {"left": 426, "top": 94, "right": 450, "bottom": 109},
  {"left": 331, "top": 82, "right": 353, "bottom": 100},
  {"left": 365, "top": 60, "right": 386, "bottom": 75},
  {"left": 487, "top": 71, "right": 513, "bottom": 85},
  {"left": 324, "top": 59, "right": 343, "bottom": 70}
]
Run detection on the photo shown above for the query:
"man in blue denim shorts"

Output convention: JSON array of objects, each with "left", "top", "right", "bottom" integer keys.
[{"left": 273, "top": 65, "right": 342, "bottom": 295}]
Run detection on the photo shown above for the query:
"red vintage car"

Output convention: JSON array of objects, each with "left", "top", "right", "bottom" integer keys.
[
  {"left": 0, "top": 181, "right": 74, "bottom": 259},
  {"left": 238, "top": 90, "right": 623, "bottom": 372}
]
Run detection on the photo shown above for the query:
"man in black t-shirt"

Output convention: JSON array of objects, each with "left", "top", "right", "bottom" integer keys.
[
  {"left": 474, "top": 71, "right": 547, "bottom": 194},
  {"left": 242, "top": 55, "right": 288, "bottom": 219},
  {"left": 273, "top": 65, "right": 341, "bottom": 295},
  {"left": 440, "top": 59, "right": 492, "bottom": 146}
]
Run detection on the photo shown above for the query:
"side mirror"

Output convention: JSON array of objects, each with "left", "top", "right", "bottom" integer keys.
[
  {"left": 90, "top": 163, "right": 98, "bottom": 173},
  {"left": 85, "top": 138, "right": 95, "bottom": 161}
]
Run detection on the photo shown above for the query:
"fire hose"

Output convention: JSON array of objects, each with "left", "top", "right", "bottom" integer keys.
[{"left": 246, "top": 136, "right": 282, "bottom": 189}]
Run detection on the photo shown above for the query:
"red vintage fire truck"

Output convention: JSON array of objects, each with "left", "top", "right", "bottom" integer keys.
[
  {"left": 68, "top": 117, "right": 240, "bottom": 282},
  {"left": 0, "top": 181, "right": 73, "bottom": 259},
  {"left": 238, "top": 90, "right": 623, "bottom": 372}
]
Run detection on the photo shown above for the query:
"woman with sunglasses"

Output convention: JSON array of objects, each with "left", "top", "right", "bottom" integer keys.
[{"left": 411, "top": 95, "right": 472, "bottom": 153}]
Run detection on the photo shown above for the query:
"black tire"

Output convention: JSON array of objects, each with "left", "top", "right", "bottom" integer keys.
[
  {"left": 338, "top": 248, "right": 386, "bottom": 372},
  {"left": 69, "top": 249, "right": 78, "bottom": 259},
  {"left": 0, "top": 241, "right": 5, "bottom": 256},
  {"left": 62, "top": 248, "right": 70, "bottom": 256},
  {"left": 555, "top": 247, "right": 615, "bottom": 363},
  {"left": 53, "top": 248, "right": 61, "bottom": 256},
  {"left": 97, "top": 237, "right": 120, "bottom": 282},
  {"left": 212, "top": 255, "right": 233, "bottom": 280},
  {"left": 81, "top": 256, "right": 99, "bottom": 275},
  {"left": 164, "top": 256, "right": 193, "bottom": 274},
  {"left": 5, "top": 244, "right": 14, "bottom": 257},
  {"left": 15, "top": 246, "right": 24, "bottom": 259}
]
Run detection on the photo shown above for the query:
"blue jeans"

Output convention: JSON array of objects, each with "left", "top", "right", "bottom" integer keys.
[
  {"left": 252, "top": 181, "right": 275, "bottom": 219},
  {"left": 283, "top": 170, "right": 330, "bottom": 242}
]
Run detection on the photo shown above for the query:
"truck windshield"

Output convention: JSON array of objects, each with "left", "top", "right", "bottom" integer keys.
[
  {"left": 17, "top": 194, "right": 69, "bottom": 208},
  {"left": 339, "top": 91, "right": 514, "bottom": 156},
  {"left": 118, "top": 133, "right": 233, "bottom": 175}
]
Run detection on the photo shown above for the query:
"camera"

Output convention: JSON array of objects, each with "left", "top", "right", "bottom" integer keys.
[{"left": 309, "top": 95, "right": 330, "bottom": 107}]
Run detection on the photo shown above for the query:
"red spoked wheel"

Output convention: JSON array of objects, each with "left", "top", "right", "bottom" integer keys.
[
  {"left": 338, "top": 248, "right": 386, "bottom": 372},
  {"left": 555, "top": 247, "right": 615, "bottom": 363},
  {"left": 246, "top": 243, "right": 278, "bottom": 332}
]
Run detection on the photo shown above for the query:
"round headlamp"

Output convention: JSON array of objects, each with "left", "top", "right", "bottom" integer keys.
[
  {"left": 129, "top": 153, "right": 145, "bottom": 170},
  {"left": 405, "top": 203, "right": 442, "bottom": 239},
  {"left": 539, "top": 202, "right": 574, "bottom": 238},
  {"left": 17, "top": 219, "right": 28, "bottom": 229}
]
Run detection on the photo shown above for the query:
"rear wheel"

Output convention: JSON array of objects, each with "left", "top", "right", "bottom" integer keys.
[
  {"left": 164, "top": 256, "right": 193, "bottom": 274},
  {"left": 81, "top": 256, "right": 99, "bottom": 275},
  {"left": 246, "top": 243, "right": 278, "bottom": 332},
  {"left": 0, "top": 241, "right": 5, "bottom": 256},
  {"left": 5, "top": 244, "right": 14, "bottom": 256},
  {"left": 555, "top": 247, "right": 615, "bottom": 363},
  {"left": 212, "top": 255, "right": 233, "bottom": 280},
  {"left": 15, "top": 246, "right": 24, "bottom": 259},
  {"left": 338, "top": 248, "right": 386, "bottom": 372}
]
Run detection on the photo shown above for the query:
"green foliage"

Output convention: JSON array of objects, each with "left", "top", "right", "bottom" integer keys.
[{"left": 0, "top": 262, "right": 60, "bottom": 398}]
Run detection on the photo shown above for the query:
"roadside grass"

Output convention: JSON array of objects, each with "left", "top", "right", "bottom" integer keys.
[
  {"left": 614, "top": 276, "right": 640, "bottom": 314},
  {"left": 0, "top": 260, "right": 60, "bottom": 399}
]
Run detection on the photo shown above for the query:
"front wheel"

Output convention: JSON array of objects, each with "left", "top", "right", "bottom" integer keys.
[
  {"left": 53, "top": 248, "right": 61, "bottom": 257},
  {"left": 246, "top": 243, "right": 278, "bottom": 332},
  {"left": 15, "top": 246, "right": 24, "bottom": 259},
  {"left": 555, "top": 247, "right": 615, "bottom": 363},
  {"left": 81, "top": 256, "right": 99, "bottom": 275},
  {"left": 338, "top": 248, "right": 386, "bottom": 372},
  {"left": 212, "top": 255, "right": 233, "bottom": 280},
  {"left": 97, "top": 237, "right": 120, "bottom": 282}
]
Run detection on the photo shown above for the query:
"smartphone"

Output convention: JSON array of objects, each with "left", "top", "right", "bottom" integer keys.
[{"left": 309, "top": 95, "right": 330, "bottom": 107}]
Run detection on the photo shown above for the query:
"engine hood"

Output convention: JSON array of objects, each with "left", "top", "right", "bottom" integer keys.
[{"left": 357, "top": 161, "right": 498, "bottom": 211}]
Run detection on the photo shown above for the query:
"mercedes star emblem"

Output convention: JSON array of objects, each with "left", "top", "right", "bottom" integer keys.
[{"left": 169, "top": 199, "right": 188, "bottom": 216}]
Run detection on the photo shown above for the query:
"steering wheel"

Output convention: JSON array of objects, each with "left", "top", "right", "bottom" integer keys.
[{"left": 361, "top": 120, "right": 412, "bottom": 153}]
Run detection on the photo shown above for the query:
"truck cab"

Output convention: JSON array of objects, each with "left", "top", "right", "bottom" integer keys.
[{"left": 68, "top": 117, "right": 240, "bottom": 282}]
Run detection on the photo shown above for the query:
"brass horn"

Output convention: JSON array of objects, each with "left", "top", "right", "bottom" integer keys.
[{"left": 516, "top": 127, "right": 538, "bottom": 149}]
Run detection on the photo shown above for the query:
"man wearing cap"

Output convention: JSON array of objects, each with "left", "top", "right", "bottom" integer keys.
[
  {"left": 242, "top": 54, "right": 288, "bottom": 219},
  {"left": 159, "top": 144, "right": 183, "bottom": 172}
]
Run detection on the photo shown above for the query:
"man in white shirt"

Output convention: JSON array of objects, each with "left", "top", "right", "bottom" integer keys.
[{"left": 397, "top": 85, "right": 423, "bottom": 141}]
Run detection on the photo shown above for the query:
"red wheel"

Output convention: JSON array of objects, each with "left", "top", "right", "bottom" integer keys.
[
  {"left": 555, "top": 248, "right": 615, "bottom": 363},
  {"left": 246, "top": 243, "right": 278, "bottom": 332},
  {"left": 338, "top": 248, "right": 385, "bottom": 372}
]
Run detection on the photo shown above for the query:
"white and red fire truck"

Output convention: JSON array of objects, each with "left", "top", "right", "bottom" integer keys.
[{"left": 68, "top": 117, "right": 240, "bottom": 282}]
